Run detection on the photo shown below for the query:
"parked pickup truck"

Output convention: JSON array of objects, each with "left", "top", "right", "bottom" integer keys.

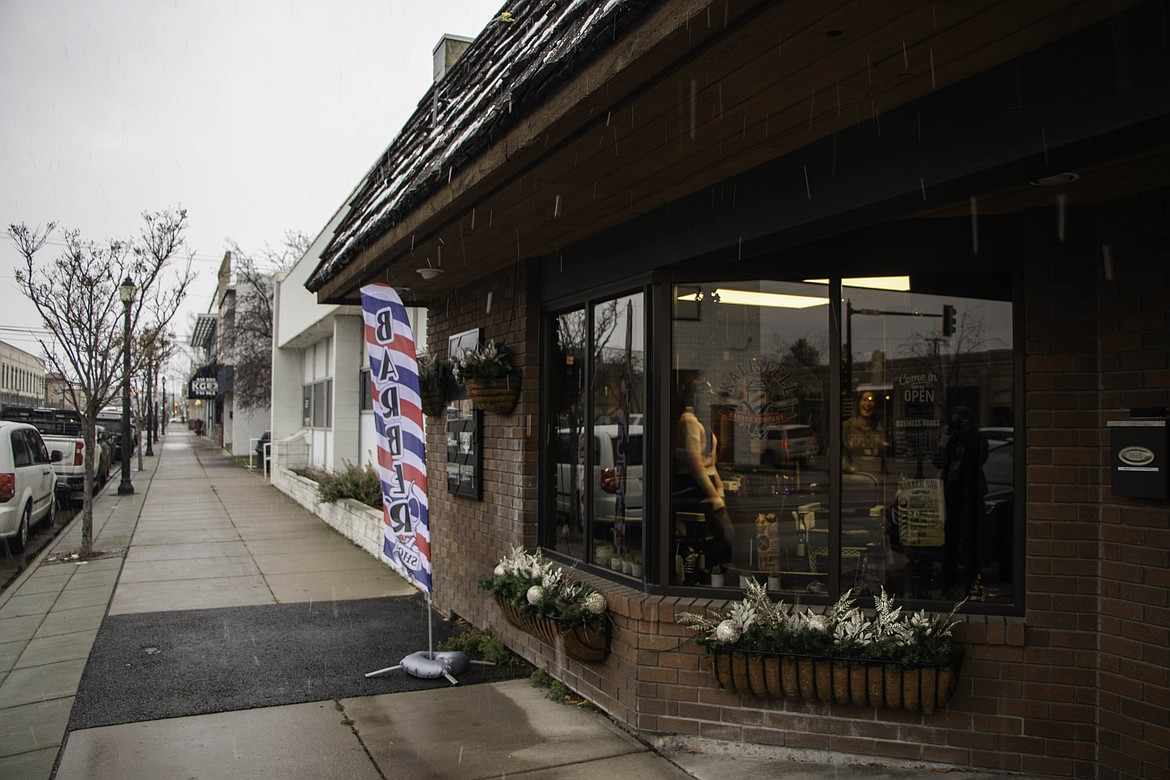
[{"left": 0, "top": 406, "right": 112, "bottom": 505}]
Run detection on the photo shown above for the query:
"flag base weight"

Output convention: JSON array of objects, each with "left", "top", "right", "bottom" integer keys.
[
  {"left": 364, "top": 592, "right": 494, "bottom": 685},
  {"left": 365, "top": 650, "right": 494, "bottom": 685}
]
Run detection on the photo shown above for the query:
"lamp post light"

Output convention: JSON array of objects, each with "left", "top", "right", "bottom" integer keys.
[
  {"left": 145, "top": 355, "right": 155, "bottom": 457},
  {"left": 161, "top": 375, "right": 167, "bottom": 435},
  {"left": 117, "top": 276, "right": 137, "bottom": 495}
]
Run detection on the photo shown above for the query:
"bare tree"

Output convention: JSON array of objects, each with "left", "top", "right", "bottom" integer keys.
[
  {"left": 10, "top": 207, "right": 194, "bottom": 553},
  {"left": 224, "top": 231, "right": 309, "bottom": 412},
  {"left": 132, "top": 327, "right": 179, "bottom": 472}
]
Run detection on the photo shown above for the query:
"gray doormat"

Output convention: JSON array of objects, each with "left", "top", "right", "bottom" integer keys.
[{"left": 68, "top": 595, "right": 528, "bottom": 731}]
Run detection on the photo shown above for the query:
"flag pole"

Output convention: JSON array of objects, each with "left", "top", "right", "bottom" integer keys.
[{"left": 359, "top": 284, "right": 491, "bottom": 685}]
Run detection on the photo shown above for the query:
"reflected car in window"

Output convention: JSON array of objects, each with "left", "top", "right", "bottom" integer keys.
[
  {"left": 758, "top": 424, "right": 819, "bottom": 467},
  {"left": 555, "top": 425, "right": 644, "bottom": 524}
]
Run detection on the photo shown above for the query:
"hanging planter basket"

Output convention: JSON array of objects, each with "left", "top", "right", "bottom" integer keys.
[
  {"left": 494, "top": 594, "right": 610, "bottom": 663},
  {"left": 465, "top": 376, "right": 520, "bottom": 415},
  {"left": 707, "top": 647, "right": 962, "bottom": 714}
]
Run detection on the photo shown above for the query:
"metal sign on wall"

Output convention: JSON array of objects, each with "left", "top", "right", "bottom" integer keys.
[{"left": 188, "top": 364, "right": 229, "bottom": 399}]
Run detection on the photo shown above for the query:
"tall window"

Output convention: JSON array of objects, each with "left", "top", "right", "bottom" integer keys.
[
  {"left": 545, "top": 292, "right": 645, "bottom": 578},
  {"left": 841, "top": 277, "right": 1015, "bottom": 604},
  {"left": 303, "top": 378, "right": 334, "bottom": 429},
  {"left": 670, "top": 281, "right": 831, "bottom": 591}
]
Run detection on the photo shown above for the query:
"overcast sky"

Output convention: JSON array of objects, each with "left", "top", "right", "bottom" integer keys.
[{"left": 1, "top": 0, "right": 501, "bottom": 372}]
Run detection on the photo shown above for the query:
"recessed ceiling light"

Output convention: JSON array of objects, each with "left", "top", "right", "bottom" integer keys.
[{"left": 1029, "top": 172, "right": 1080, "bottom": 186}]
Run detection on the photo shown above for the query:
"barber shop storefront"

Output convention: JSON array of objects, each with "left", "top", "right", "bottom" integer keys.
[
  {"left": 307, "top": 2, "right": 1169, "bottom": 777},
  {"left": 187, "top": 363, "right": 231, "bottom": 443}
]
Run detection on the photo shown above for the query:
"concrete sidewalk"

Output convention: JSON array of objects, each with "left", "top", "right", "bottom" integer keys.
[{"left": 1, "top": 431, "right": 1024, "bottom": 780}]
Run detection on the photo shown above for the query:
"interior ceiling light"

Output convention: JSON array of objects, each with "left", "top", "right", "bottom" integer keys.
[
  {"left": 1029, "top": 172, "right": 1080, "bottom": 186},
  {"left": 804, "top": 276, "right": 911, "bottom": 291},
  {"left": 416, "top": 267, "right": 444, "bottom": 280},
  {"left": 677, "top": 288, "right": 828, "bottom": 309}
]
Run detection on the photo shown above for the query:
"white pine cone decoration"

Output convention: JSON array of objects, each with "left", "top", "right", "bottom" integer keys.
[
  {"left": 526, "top": 585, "right": 544, "bottom": 605},
  {"left": 583, "top": 592, "right": 607, "bottom": 615},
  {"left": 494, "top": 564, "right": 506, "bottom": 577},
  {"left": 715, "top": 619, "right": 741, "bottom": 644}
]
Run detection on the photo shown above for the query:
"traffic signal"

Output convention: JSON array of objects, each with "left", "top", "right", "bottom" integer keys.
[{"left": 942, "top": 304, "right": 957, "bottom": 337}]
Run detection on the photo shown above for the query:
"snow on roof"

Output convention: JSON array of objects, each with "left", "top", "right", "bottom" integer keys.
[{"left": 307, "top": 0, "right": 651, "bottom": 292}]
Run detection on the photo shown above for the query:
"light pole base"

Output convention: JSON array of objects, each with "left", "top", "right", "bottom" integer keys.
[{"left": 117, "top": 480, "right": 135, "bottom": 495}]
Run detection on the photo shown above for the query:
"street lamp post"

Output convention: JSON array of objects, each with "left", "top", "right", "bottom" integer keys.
[
  {"left": 117, "top": 276, "right": 136, "bottom": 495},
  {"left": 145, "top": 355, "right": 155, "bottom": 457},
  {"left": 161, "top": 375, "right": 167, "bottom": 435}
]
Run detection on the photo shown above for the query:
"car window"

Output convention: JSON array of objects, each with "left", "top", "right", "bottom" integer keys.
[
  {"left": 29, "top": 430, "right": 51, "bottom": 463},
  {"left": 11, "top": 430, "right": 33, "bottom": 467}
]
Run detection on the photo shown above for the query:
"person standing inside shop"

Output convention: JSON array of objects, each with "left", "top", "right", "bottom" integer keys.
[
  {"left": 940, "top": 405, "right": 988, "bottom": 597},
  {"left": 673, "top": 377, "right": 733, "bottom": 578}
]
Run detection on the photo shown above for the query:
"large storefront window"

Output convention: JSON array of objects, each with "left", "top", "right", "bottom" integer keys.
[
  {"left": 545, "top": 292, "right": 645, "bottom": 577},
  {"left": 542, "top": 274, "right": 1017, "bottom": 608}
]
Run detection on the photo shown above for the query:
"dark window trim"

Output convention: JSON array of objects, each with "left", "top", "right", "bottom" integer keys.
[{"left": 540, "top": 265, "right": 1023, "bottom": 616}]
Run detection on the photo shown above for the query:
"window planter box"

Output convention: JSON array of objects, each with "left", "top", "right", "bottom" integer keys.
[
  {"left": 707, "top": 646, "right": 962, "bottom": 714},
  {"left": 494, "top": 594, "right": 609, "bottom": 663}
]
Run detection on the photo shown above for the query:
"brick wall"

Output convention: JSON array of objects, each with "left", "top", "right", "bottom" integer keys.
[
  {"left": 429, "top": 262, "right": 541, "bottom": 629},
  {"left": 428, "top": 194, "right": 1169, "bottom": 778},
  {"left": 1038, "top": 190, "right": 1165, "bottom": 780}
]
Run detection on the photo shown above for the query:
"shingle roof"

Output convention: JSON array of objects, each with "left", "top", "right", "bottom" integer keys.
[{"left": 306, "top": 0, "right": 653, "bottom": 292}]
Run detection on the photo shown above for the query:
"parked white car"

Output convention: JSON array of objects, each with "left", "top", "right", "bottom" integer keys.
[
  {"left": 758, "top": 424, "right": 819, "bottom": 467},
  {"left": 1, "top": 421, "right": 60, "bottom": 553}
]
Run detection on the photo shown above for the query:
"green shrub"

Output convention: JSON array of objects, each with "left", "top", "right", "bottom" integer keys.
[
  {"left": 438, "top": 622, "right": 524, "bottom": 668},
  {"left": 530, "top": 668, "right": 593, "bottom": 708},
  {"left": 313, "top": 462, "right": 383, "bottom": 508}
]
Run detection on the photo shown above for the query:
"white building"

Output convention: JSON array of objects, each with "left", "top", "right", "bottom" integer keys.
[
  {"left": 270, "top": 206, "right": 426, "bottom": 476},
  {"left": 0, "top": 340, "right": 47, "bottom": 409}
]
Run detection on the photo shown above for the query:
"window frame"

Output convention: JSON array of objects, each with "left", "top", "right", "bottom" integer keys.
[
  {"left": 539, "top": 269, "right": 1023, "bottom": 615},
  {"left": 302, "top": 378, "right": 334, "bottom": 430}
]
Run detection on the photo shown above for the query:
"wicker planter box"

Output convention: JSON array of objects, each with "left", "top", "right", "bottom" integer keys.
[
  {"left": 494, "top": 595, "right": 609, "bottom": 663},
  {"left": 465, "top": 377, "right": 520, "bottom": 415},
  {"left": 708, "top": 647, "right": 962, "bottom": 714}
]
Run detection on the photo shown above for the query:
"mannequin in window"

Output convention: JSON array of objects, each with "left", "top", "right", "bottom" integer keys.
[
  {"left": 673, "top": 377, "right": 733, "bottom": 579},
  {"left": 842, "top": 389, "right": 886, "bottom": 475},
  {"left": 940, "top": 405, "right": 988, "bottom": 597}
]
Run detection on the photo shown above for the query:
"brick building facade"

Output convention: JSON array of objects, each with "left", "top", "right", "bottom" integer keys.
[{"left": 307, "top": 2, "right": 1169, "bottom": 776}]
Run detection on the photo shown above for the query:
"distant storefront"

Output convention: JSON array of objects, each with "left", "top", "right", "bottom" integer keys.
[{"left": 187, "top": 363, "right": 231, "bottom": 441}]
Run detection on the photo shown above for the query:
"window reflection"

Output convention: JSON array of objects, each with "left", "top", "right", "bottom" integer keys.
[
  {"left": 549, "top": 308, "right": 586, "bottom": 562},
  {"left": 842, "top": 281, "right": 1015, "bottom": 603},
  {"left": 545, "top": 294, "right": 646, "bottom": 579},
  {"left": 590, "top": 294, "right": 645, "bottom": 577},
  {"left": 670, "top": 281, "right": 831, "bottom": 593}
]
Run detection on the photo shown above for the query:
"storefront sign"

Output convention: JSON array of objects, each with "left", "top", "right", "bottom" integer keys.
[
  {"left": 187, "top": 364, "right": 226, "bottom": 399},
  {"left": 1108, "top": 419, "right": 1168, "bottom": 499}
]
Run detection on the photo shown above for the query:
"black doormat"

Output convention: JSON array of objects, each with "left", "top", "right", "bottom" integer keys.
[{"left": 68, "top": 595, "right": 529, "bottom": 732}]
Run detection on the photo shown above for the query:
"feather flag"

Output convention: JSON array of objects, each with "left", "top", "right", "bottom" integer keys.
[{"left": 361, "top": 284, "right": 430, "bottom": 593}]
